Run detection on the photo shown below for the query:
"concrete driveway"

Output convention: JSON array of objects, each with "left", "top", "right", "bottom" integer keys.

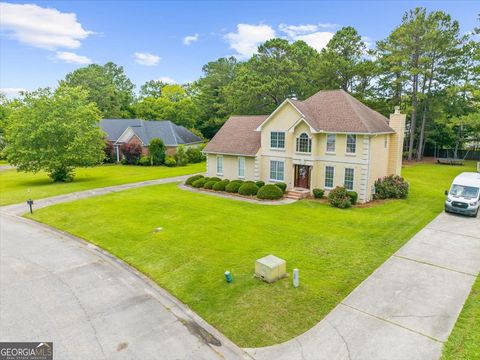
[
  {"left": 247, "top": 212, "right": 480, "bottom": 360},
  {"left": 0, "top": 213, "right": 248, "bottom": 360}
]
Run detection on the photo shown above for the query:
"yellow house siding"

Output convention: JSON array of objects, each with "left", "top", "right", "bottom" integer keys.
[{"left": 206, "top": 154, "right": 256, "bottom": 180}]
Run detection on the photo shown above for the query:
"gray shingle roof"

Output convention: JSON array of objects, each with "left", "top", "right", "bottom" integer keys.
[{"left": 100, "top": 119, "right": 202, "bottom": 146}]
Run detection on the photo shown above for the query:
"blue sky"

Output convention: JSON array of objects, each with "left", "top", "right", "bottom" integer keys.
[{"left": 0, "top": 1, "right": 478, "bottom": 97}]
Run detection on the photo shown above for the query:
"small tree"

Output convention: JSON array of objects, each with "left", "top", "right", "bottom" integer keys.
[
  {"left": 4, "top": 85, "right": 105, "bottom": 182},
  {"left": 175, "top": 145, "right": 188, "bottom": 166},
  {"left": 185, "top": 146, "right": 205, "bottom": 163},
  {"left": 148, "top": 138, "right": 165, "bottom": 165},
  {"left": 120, "top": 142, "right": 142, "bottom": 164}
]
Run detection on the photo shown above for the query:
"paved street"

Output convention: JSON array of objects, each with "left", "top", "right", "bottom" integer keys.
[
  {"left": 0, "top": 213, "right": 248, "bottom": 360},
  {"left": 247, "top": 212, "right": 480, "bottom": 360}
]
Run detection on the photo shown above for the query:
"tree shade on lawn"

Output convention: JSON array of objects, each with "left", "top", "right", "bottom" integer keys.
[
  {"left": 0, "top": 163, "right": 205, "bottom": 206},
  {"left": 27, "top": 162, "right": 476, "bottom": 347}
]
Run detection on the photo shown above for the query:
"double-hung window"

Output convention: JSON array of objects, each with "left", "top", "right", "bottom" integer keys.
[
  {"left": 346, "top": 134, "right": 356, "bottom": 154},
  {"left": 238, "top": 157, "right": 245, "bottom": 178},
  {"left": 325, "top": 166, "right": 334, "bottom": 188},
  {"left": 270, "top": 160, "right": 284, "bottom": 181},
  {"left": 270, "top": 131, "right": 285, "bottom": 149},
  {"left": 296, "top": 133, "right": 312, "bottom": 153},
  {"left": 326, "top": 134, "right": 336, "bottom": 153},
  {"left": 216, "top": 155, "right": 223, "bottom": 175},
  {"left": 344, "top": 168, "right": 354, "bottom": 190}
]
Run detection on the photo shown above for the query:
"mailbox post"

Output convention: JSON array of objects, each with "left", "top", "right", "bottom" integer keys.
[{"left": 27, "top": 198, "right": 34, "bottom": 214}]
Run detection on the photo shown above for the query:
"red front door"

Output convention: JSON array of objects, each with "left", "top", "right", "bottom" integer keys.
[{"left": 295, "top": 165, "right": 310, "bottom": 189}]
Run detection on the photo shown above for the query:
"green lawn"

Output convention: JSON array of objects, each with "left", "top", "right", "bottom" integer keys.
[
  {"left": 0, "top": 163, "right": 205, "bottom": 205},
  {"left": 441, "top": 275, "right": 480, "bottom": 360},
  {"left": 27, "top": 162, "right": 475, "bottom": 347}
]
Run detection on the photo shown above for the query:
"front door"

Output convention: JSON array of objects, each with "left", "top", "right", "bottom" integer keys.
[{"left": 294, "top": 165, "right": 310, "bottom": 189}]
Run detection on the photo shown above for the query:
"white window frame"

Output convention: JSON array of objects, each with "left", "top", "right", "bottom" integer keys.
[
  {"left": 269, "top": 160, "right": 285, "bottom": 182},
  {"left": 325, "top": 165, "right": 334, "bottom": 189},
  {"left": 346, "top": 134, "right": 357, "bottom": 154},
  {"left": 344, "top": 168, "right": 354, "bottom": 190},
  {"left": 216, "top": 155, "right": 223, "bottom": 175},
  {"left": 238, "top": 156, "right": 245, "bottom": 178},
  {"left": 326, "top": 134, "right": 336, "bottom": 153},
  {"left": 296, "top": 133, "right": 312, "bottom": 153},
  {"left": 270, "top": 131, "right": 285, "bottom": 150}
]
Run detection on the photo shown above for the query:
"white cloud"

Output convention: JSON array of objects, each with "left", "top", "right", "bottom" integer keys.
[
  {"left": 0, "top": 87, "right": 27, "bottom": 96},
  {"left": 158, "top": 76, "right": 175, "bottom": 84},
  {"left": 183, "top": 33, "right": 199, "bottom": 45},
  {"left": 55, "top": 51, "right": 92, "bottom": 64},
  {"left": 134, "top": 52, "right": 161, "bottom": 66},
  {"left": 0, "top": 2, "right": 92, "bottom": 50},
  {"left": 279, "top": 23, "right": 334, "bottom": 51},
  {"left": 224, "top": 24, "right": 275, "bottom": 59}
]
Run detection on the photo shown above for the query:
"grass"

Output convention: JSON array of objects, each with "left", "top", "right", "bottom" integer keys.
[
  {"left": 0, "top": 163, "right": 205, "bottom": 206},
  {"left": 27, "top": 161, "right": 475, "bottom": 347},
  {"left": 441, "top": 275, "right": 480, "bottom": 360}
]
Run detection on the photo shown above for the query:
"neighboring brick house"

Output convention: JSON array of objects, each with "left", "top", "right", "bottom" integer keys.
[
  {"left": 203, "top": 89, "right": 406, "bottom": 203},
  {"left": 100, "top": 119, "right": 203, "bottom": 162}
]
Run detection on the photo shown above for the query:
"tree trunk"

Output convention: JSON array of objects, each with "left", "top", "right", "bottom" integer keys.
[
  {"left": 417, "top": 107, "right": 427, "bottom": 160},
  {"left": 407, "top": 72, "right": 418, "bottom": 161}
]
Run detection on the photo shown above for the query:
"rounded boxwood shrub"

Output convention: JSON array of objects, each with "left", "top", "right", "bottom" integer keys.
[
  {"left": 204, "top": 180, "right": 219, "bottom": 189},
  {"left": 374, "top": 175, "right": 409, "bottom": 199},
  {"left": 225, "top": 181, "right": 242, "bottom": 193},
  {"left": 257, "top": 184, "right": 283, "bottom": 200},
  {"left": 138, "top": 155, "right": 151, "bottom": 166},
  {"left": 274, "top": 182, "right": 287, "bottom": 193},
  {"left": 238, "top": 182, "right": 259, "bottom": 196},
  {"left": 230, "top": 179, "right": 244, "bottom": 184},
  {"left": 328, "top": 186, "right": 351, "bottom": 209},
  {"left": 164, "top": 156, "right": 176, "bottom": 167},
  {"left": 255, "top": 181, "right": 265, "bottom": 188},
  {"left": 313, "top": 188, "right": 324, "bottom": 199},
  {"left": 347, "top": 191, "right": 358, "bottom": 205},
  {"left": 192, "top": 178, "right": 207, "bottom": 188},
  {"left": 185, "top": 174, "right": 204, "bottom": 186},
  {"left": 213, "top": 179, "right": 229, "bottom": 191},
  {"left": 208, "top": 177, "right": 221, "bottom": 182}
]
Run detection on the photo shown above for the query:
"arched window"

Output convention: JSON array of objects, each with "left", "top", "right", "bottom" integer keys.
[{"left": 296, "top": 133, "right": 312, "bottom": 153}]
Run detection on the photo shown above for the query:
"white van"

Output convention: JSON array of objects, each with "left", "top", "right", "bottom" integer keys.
[{"left": 445, "top": 172, "right": 480, "bottom": 217}]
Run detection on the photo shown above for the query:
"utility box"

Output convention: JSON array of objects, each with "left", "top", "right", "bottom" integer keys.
[{"left": 255, "top": 255, "right": 286, "bottom": 283}]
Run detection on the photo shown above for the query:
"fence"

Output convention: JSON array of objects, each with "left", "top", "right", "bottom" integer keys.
[{"left": 423, "top": 148, "right": 480, "bottom": 161}]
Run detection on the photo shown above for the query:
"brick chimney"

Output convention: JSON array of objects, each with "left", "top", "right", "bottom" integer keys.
[{"left": 387, "top": 106, "right": 406, "bottom": 175}]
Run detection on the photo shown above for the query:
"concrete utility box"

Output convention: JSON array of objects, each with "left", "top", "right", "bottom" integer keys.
[{"left": 255, "top": 255, "right": 286, "bottom": 283}]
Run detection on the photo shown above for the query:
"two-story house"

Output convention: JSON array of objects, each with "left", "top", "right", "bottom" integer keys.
[{"left": 203, "top": 89, "right": 406, "bottom": 203}]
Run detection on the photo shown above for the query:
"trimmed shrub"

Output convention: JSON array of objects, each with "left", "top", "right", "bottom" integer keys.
[
  {"left": 257, "top": 184, "right": 283, "bottom": 200},
  {"left": 175, "top": 145, "right": 189, "bottom": 166},
  {"left": 328, "top": 186, "right": 351, "bottom": 209},
  {"left": 138, "top": 155, "right": 151, "bottom": 166},
  {"left": 274, "top": 182, "right": 287, "bottom": 193},
  {"left": 255, "top": 181, "right": 265, "bottom": 188},
  {"left": 164, "top": 156, "right": 176, "bottom": 167},
  {"left": 225, "top": 181, "right": 242, "bottom": 193},
  {"left": 231, "top": 179, "right": 244, "bottom": 184},
  {"left": 347, "top": 191, "right": 358, "bottom": 205},
  {"left": 374, "top": 175, "right": 409, "bottom": 199},
  {"left": 149, "top": 138, "right": 165, "bottom": 165},
  {"left": 192, "top": 178, "right": 207, "bottom": 188},
  {"left": 238, "top": 182, "right": 259, "bottom": 196},
  {"left": 186, "top": 147, "right": 205, "bottom": 163},
  {"left": 313, "top": 188, "right": 324, "bottom": 199},
  {"left": 185, "top": 174, "right": 204, "bottom": 186},
  {"left": 204, "top": 180, "right": 219, "bottom": 189},
  {"left": 213, "top": 179, "right": 229, "bottom": 191},
  {"left": 208, "top": 177, "right": 221, "bottom": 182}
]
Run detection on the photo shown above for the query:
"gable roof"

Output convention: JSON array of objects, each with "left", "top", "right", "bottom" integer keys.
[
  {"left": 203, "top": 115, "right": 268, "bottom": 156},
  {"left": 100, "top": 119, "right": 202, "bottom": 146},
  {"left": 289, "top": 89, "right": 394, "bottom": 134}
]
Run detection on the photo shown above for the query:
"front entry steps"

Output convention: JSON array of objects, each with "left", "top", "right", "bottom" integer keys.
[{"left": 285, "top": 188, "right": 310, "bottom": 200}]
